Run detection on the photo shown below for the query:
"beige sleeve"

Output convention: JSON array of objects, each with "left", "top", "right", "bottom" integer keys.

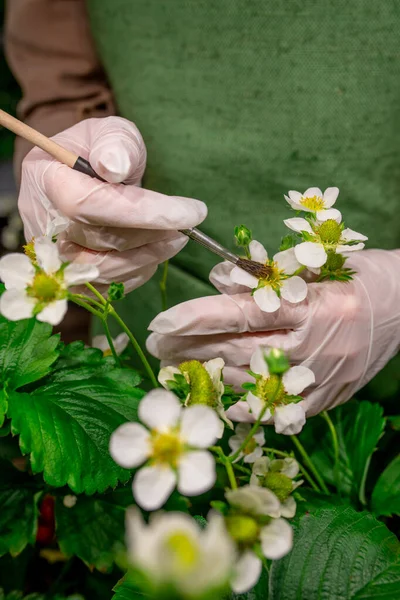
[{"left": 4, "top": 0, "right": 116, "bottom": 184}]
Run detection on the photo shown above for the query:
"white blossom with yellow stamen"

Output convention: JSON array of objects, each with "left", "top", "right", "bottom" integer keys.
[{"left": 284, "top": 186, "right": 342, "bottom": 221}]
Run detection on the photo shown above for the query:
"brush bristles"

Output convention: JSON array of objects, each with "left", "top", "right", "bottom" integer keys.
[{"left": 236, "top": 258, "right": 273, "bottom": 280}]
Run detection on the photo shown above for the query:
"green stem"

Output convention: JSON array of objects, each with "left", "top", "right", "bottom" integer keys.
[
  {"left": 110, "top": 307, "right": 158, "bottom": 388},
  {"left": 160, "top": 260, "right": 169, "bottom": 312},
  {"left": 85, "top": 281, "right": 107, "bottom": 305},
  {"left": 263, "top": 447, "right": 320, "bottom": 492},
  {"left": 292, "top": 265, "right": 306, "bottom": 277},
  {"left": 212, "top": 447, "right": 237, "bottom": 489},
  {"left": 102, "top": 318, "right": 121, "bottom": 367},
  {"left": 233, "top": 463, "right": 252, "bottom": 476},
  {"left": 321, "top": 411, "right": 340, "bottom": 491},
  {"left": 69, "top": 295, "right": 104, "bottom": 320},
  {"left": 290, "top": 435, "right": 329, "bottom": 494},
  {"left": 71, "top": 293, "right": 105, "bottom": 311}
]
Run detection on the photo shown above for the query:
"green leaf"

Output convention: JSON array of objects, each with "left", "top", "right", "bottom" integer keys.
[
  {"left": 0, "top": 316, "right": 59, "bottom": 392},
  {"left": 56, "top": 487, "right": 132, "bottom": 570},
  {"left": 0, "top": 461, "right": 41, "bottom": 557},
  {"left": 112, "top": 579, "right": 149, "bottom": 599},
  {"left": 269, "top": 503, "right": 400, "bottom": 600},
  {"left": 304, "top": 401, "right": 385, "bottom": 501},
  {"left": 371, "top": 454, "right": 400, "bottom": 517},
  {"left": 279, "top": 234, "right": 298, "bottom": 251},
  {"left": 7, "top": 369, "right": 145, "bottom": 494}
]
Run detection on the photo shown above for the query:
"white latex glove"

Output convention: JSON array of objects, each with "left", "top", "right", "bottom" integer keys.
[
  {"left": 147, "top": 250, "right": 400, "bottom": 418},
  {"left": 18, "top": 117, "right": 207, "bottom": 292}
]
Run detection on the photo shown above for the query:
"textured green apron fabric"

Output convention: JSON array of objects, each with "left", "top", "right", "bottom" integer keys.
[{"left": 86, "top": 0, "right": 400, "bottom": 366}]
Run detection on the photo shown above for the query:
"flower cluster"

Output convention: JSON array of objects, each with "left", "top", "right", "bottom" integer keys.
[
  {"left": 110, "top": 346, "right": 307, "bottom": 598},
  {"left": 227, "top": 186, "right": 367, "bottom": 313}
]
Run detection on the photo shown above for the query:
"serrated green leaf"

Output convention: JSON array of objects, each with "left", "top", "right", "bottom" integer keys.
[
  {"left": 0, "top": 461, "right": 41, "bottom": 557},
  {"left": 303, "top": 401, "right": 385, "bottom": 500},
  {"left": 56, "top": 488, "right": 132, "bottom": 570},
  {"left": 371, "top": 454, "right": 400, "bottom": 517},
  {"left": 0, "top": 316, "right": 59, "bottom": 393},
  {"left": 0, "top": 391, "right": 7, "bottom": 428},
  {"left": 269, "top": 503, "right": 400, "bottom": 600},
  {"left": 7, "top": 369, "right": 145, "bottom": 494}
]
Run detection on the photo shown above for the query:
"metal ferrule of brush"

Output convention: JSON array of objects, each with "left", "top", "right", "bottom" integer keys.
[{"left": 180, "top": 227, "right": 240, "bottom": 265}]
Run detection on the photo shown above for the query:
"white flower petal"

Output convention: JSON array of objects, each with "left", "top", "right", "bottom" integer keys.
[
  {"left": 113, "top": 332, "right": 130, "bottom": 355},
  {"left": 37, "top": 299, "right": 68, "bottom": 325},
  {"left": 283, "top": 366, "right": 315, "bottom": 395},
  {"left": 243, "top": 446, "right": 263, "bottom": 463},
  {"left": 287, "top": 190, "right": 302, "bottom": 203},
  {"left": 249, "top": 240, "right": 268, "bottom": 263},
  {"left": 204, "top": 357, "right": 225, "bottom": 391},
  {"left": 109, "top": 422, "right": 151, "bottom": 468},
  {"left": 336, "top": 242, "right": 365, "bottom": 253},
  {"left": 253, "top": 286, "right": 281, "bottom": 313},
  {"left": 158, "top": 366, "right": 182, "bottom": 389},
  {"left": 273, "top": 248, "right": 301, "bottom": 275},
  {"left": 250, "top": 346, "right": 270, "bottom": 377},
  {"left": 92, "top": 335, "right": 108, "bottom": 352},
  {"left": 322, "top": 186, "right": 339, "bottom": 207},
  {"left": 283, "top": 218, "right": 313, "bottom": 235},
  {"left": 280, "top": 276, "right": 308, "bottom": 304},
  {"left": 63, "top": 263, "right": 100, "bottom": 286},
  {"left": 231, "top": 551, "right": 262, "bottom": 594},
  {"left": 316, "top": 208, "right": 342, "bottom": 223},
  {"left": 230, "top": 266, "right": 258, "bottom": 289},
  {"left": 0, "top": 289, "right": 35, "bottom": 320},
  {"left": 280, "top": 458, "right": 300, "bottom": 479},
  {"left": 226, "top": 400, "right": 254, "bottom": 423},
  {"left": 180, "top": 405, "right": 221, "bottom": 448},
  {"left": 294, "top": 242, "right": 327, "bottom": 268},
  {"left": 254, "top": 427, "right": 266, "bottom": 445},
  {"left": 133, "top": 465, "right": 176, "bottom": 510},
  {"left": 178, "top": 450, "right": 216, "bottom": 496},
  {"left": 260, "top": 518, "right": 293, "bottom": 560},
  {"left": 0, "top": 254, "right": 34, "bottom": 290},
  {"left": 46, "top": 214, "right": 70, "bottom": 237},
  {"left": 226, "top": 485, "right": 281, "bottom": 518},
  {"left": 284, "top": 194, "right": 304, "bottom": 211},
  {"left": 303, "top": 187, "right": 323, "bottom": 198},
  {"left": 280, "top": 496, "right": 297, "bottom": 518},
  {"left": 274, "top": 404, "right": 306, "bottom": 435},
  {"left": 34, "top": 237, "right": 61, "bottom": 273},
  {"left": 341, "top": 228, "right": 368, "bottom": 242},
  {"left": 246, "top": 392, "right": 264, "bottom": 420},
  {"left": 252, "top": 456, "right": 271, "bottom": 477},
  {"left": 138, "top": 389, "right": 182, "bottom": 431}
]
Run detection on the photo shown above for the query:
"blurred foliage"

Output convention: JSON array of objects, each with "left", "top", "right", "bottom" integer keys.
[{"left": 0, "top": 1, "right": 21, "bottom": 160}]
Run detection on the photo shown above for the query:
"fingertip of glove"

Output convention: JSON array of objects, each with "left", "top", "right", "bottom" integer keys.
[{"left": 91, "top": 146, "right": 134, "bottom": 183}]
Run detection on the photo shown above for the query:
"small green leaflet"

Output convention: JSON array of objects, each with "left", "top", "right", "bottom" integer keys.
[
  {"left": 7, "top": 368, "right": 144, "bottom": 494},
  {"left": 371, "top": 454, "right": 400, "bottom": 517},
  {"left": 0, "top": 461, "right": 41, "bottom": 557},
  {"left": 269, "top": 500, "right": 400, "bottom": 600},
  {"left": 56, "top": 488, "right": 133, "bottom": 570}
]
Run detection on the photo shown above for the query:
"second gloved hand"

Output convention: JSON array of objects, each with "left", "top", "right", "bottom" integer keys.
[
  {"left": 18, "top": 117, "right": 207, "bottom": 292},
  {"left": 147, "top": 250, "right": 400, "bottom": 419}
]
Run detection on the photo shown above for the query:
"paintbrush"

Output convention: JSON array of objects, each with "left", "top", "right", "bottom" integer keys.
[{"left": 0, "top": 109, "right": 272, "bottom": 280}]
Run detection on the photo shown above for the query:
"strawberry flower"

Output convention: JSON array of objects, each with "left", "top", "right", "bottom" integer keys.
[{"left": 284, "top": 186, "right": 341, "bottom": 222}]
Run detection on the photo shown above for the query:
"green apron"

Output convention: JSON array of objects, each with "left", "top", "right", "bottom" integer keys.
[{"left": 86, "top": 0, "right": 400, "bottom": 366}]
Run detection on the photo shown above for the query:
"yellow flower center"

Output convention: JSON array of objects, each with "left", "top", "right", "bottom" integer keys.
[
  {"left": 166, "top": 532, "right": 200, "bottom": 570},
  {"left": 256, "top": 261, "right": 284, "bottom": 290},
  {"left": 300, "top": 195, "right": 325, "bottom": 211},
  {"left": 255, "top": 374, "right": 286, "bottom": 406},
  {"left": 23, "top": 239, "right": 37, "bottom": 263},
  {"left": 317, "top": 219, "right": 342, "bottom": 244},
  {"left": 225, "top": 515, "right": 260, "bottom": 545},
  {"left": 243, "top": 438, "right": 258, "bottom": 456},
  {"left": 150, "top": 430, "right": 183, "bottom": 468},
  {"left": 27, "top": 272, "right": 62, "bottom": 302}
]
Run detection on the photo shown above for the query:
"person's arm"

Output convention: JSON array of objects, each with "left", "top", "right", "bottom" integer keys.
[{"left": 4, "top": 0, "right": 116, "bottom": 183}]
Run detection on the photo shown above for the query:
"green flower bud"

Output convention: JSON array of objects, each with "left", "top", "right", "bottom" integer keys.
[
  {"left": 317, "top": 220, "right": 342, "bottom": 244},
  {"left": 108, "top": 282, "right": 125, "bottom": 302},
  {"left": 263, "top": 472, "right": 293, "bottom": 502},
  {"left": 234, "top": 225, "right": 252, "bottom": 247},
  {"left": 265, "top": 348, "right": 290, "bottom": 375},
  {"left": 225, "top": 515, "right": 260, "bottom": 544},
  {"left": 325, "top": 252, "right": 346, "bottom": 271}
]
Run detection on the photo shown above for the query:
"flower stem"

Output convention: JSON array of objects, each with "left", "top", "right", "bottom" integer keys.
[
  {"left": 71, "top": 293, "right": 105, "bottom": 311},
  {"left": 160, "top": 260, "right": 169, "bottom": 312},
  {"left": 263, "top": 447, "right": 320, "bottom": 492},
  {"left": 85, "top": 281, "right": 107, "bottom": 305},
  {"left": 321, "top": 411, "right": 340, "bottom": 491},
  {"left": 211, "top": 447, "right": 237, "bottom": 489},
  {"left": 109, "top": 307, "right": 158, "bottom": 388},
  {"left": 102, "top": 318, "right": 121, "bottom": 367},
  {"left": 69, "top": 295, "right": 104, "bottom": 320},
  {"left": 290, "top": 435, "right": 329, "bottom": 494}
]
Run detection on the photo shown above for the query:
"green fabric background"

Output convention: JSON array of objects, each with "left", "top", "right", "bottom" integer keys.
[{"left": 86, "top": 0, "right": 400, "bottom": 368}]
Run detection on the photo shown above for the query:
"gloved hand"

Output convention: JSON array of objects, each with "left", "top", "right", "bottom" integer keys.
[
  {"left": 19, "top": 117, "right": 207, "bottom": 292},
  {"left": 147, "top": 250, "right": 400, "bottom": 418}
]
